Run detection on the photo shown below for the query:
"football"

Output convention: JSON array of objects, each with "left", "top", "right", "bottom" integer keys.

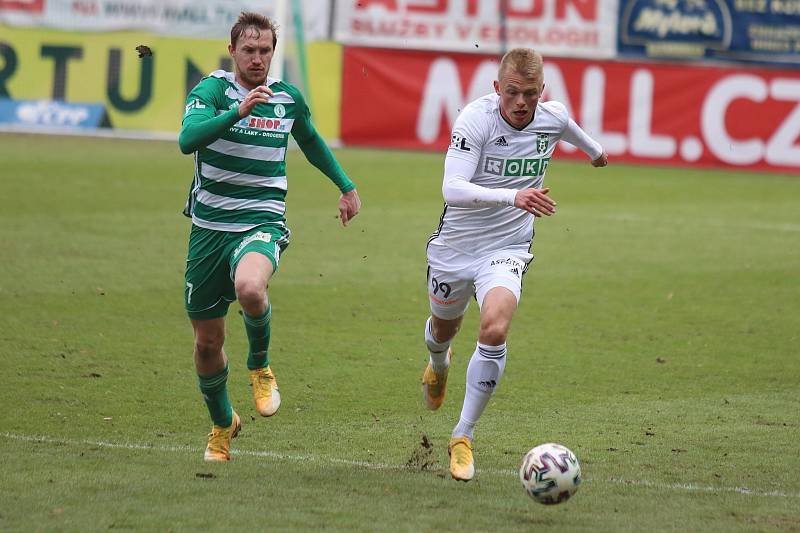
[{"left": 519, "top": 443, "right": 582, "bottom": 505}]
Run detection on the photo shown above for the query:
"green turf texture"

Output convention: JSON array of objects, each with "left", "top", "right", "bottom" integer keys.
[{"left": 1, "top": 133, "right": 798, "bottom": 532}]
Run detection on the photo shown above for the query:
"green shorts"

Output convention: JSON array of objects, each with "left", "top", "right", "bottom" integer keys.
[{"left": 184, "top": 223, "right": 290, "bottom": 320}]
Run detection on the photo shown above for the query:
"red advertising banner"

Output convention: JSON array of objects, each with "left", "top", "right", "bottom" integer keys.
[
  {"left": 341, "top": 46, "right": 800, "bottom": 174},
  {"left": 0, "top": 0, "right": 43, "bottom": 12}
]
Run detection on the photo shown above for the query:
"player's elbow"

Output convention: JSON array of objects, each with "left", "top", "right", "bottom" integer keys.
[
  {"left": 442, "top": 187, "right": 470, "bottom": 208},
  {"left": 295, "top": 133, "right": 318, "bottom": 153},
  {"left": 178, "top": 134, "right": 194, "bottom": 154},
  {"left": 442, "top": 183, "right": 457, "bottom": 205}
]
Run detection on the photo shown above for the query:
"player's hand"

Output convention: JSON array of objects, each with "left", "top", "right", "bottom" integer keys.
[
  {"left": 514, "top": 187, "right": 556, "bottom": 217},
  {"left": 591, "top": 151, "right": 608, "bottom": 167},
  {"left": 238, "top": 85, "right": 273, "bottom": 118},
  {"left": 338, "top": 189, "right": 361, "bottom": 226}
]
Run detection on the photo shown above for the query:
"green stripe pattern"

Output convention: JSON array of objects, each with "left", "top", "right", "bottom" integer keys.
[{"left": 184, "top": 71, "right": 312, "bottom": 232}]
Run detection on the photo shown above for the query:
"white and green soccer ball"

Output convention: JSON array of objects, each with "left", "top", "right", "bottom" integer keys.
[{"left": 519, "top": 443, "right": 582, "bottom": 505}]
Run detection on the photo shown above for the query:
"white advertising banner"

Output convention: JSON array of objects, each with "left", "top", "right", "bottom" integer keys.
[
  {"left": 334, "top": 0, "right": 619, "bottom": 57},
  {"left": 0, "top": 0, "right": 280, "bottom": 38}
]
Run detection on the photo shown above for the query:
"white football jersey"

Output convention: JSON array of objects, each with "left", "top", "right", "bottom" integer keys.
[{"left": 429, "top": 93, "right": 602, "bottom": 256}]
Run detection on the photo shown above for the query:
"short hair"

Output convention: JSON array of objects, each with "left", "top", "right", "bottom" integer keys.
[
  {"left": 498, "top": 48, "right": 543, "bottom": 80},
  {"left": 230, "top": 11, "right": 278, "bottom": 49}
]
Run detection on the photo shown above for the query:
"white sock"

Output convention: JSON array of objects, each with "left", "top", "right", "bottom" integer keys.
[
  {"left": 424, "top": 316, "right": 451, "bottom": 373},
  {"left": 452, "top": 342, "right": 507, "bottom": 440}
]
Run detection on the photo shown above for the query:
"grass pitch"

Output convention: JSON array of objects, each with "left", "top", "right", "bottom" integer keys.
[{"left": 1, "top": 133, "right": 799, "bottom": 531}]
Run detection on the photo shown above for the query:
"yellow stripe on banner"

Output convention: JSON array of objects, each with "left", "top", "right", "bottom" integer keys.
[
  {"left": 306, "top": 41, "right": 342, "bottom": 143},
  {"left": 0, "top": 25, "right": 234, "bottom": 133}
]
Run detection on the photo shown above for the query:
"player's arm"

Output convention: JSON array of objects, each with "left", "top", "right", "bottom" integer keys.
[
  {"left": 442, "top": 156, "right": 515, "bottom": 207},
  {"left": 178, "top": 81, "right": 273, "bottom": 154},
  {"left": 443, "top": 158, "right": 555, "bottom": 216},
  {"left": 178, "top": 108, "right": 240, "bottom": 154},
  {"left": 443, "top": 115, "right": 510, "bottom": 207},
  {"left": 561, "top": 118, "right": 608, "bottom": 167},
  {"left": 178, "top": 79, "right": 239, "bottom": 154},
  {"left": 291, "top": 95, "right": 360, "bottom": 225}
]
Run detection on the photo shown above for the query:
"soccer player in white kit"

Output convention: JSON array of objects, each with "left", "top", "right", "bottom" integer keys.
[{"left": 421, "top": 48, "right": 608, "bottom": 481}]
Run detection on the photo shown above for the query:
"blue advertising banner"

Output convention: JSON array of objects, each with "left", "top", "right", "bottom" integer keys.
[
  {"left": 618, "top": 0, "right": 800, "bottom": 67},
  {"left": 0, "top": 98, "right": 110, "bottom": 129}
]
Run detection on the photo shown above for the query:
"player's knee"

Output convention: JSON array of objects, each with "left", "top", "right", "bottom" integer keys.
[
  {"left": 479, "top": 321, "right": 509, "bottom": 346},
  {"left": 235, "top": 279, "right": 267, "bottom": 312},
  {"left": 194, "top": 332, "right": 224, "bottom": 361}
]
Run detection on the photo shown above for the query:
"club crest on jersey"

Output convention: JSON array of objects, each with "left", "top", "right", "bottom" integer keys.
[
  {"left": 536, "top": 133, "right": 549, "bottom": 154},
  {"left": 273, "top": 103, "right": 286, "bottom": 117}
]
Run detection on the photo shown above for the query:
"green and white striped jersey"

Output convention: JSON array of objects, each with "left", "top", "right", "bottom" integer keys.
[{"left": 182, "top": 70, "right": 313, "bottom": 232}]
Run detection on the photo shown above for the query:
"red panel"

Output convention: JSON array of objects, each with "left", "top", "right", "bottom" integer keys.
[
  {"left": 0, "top": 0, "right": 44, "bottom": 12},
  {"left": 341, "top": 46, "right": 800, "bottom": 174}
]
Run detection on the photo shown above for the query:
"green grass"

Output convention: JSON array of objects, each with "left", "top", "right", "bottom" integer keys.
[{"left": 1, "top": 133, "right": 799, "bottom": 532}]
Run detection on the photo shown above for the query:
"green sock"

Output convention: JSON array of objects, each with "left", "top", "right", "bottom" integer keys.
[
  {"left": 198, "top": 364, "right": 233, "bottom": 427},
  {"left": 244, "top": 305, "right": 271, "bottom": 370}
]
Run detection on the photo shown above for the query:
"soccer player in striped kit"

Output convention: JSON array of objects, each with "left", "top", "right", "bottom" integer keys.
[
  {"left": 179, "top": 12, "right": 361, "bottom": 461},
  {"left": 422, "top": 48, "right": 607, "bottom": 481}
]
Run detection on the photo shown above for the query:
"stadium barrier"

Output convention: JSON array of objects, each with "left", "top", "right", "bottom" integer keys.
[{"left": 2, "top": 0, "right": 798, "bottom": 173}]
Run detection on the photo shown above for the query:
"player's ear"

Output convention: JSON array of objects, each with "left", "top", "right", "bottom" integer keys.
[
  {"left": 493, "top": 80, "right": 500, "bottom": 94},
  {"left": 228, "top": 43, "right": 235, "bottom": 57}
]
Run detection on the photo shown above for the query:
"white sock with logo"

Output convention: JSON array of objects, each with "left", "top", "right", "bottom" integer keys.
[
  {"left": 452, "top": 342, "right": 507, "bottom": 440},
  {"left": 424, "top": 316, "right": 452, "bottom": 373}
]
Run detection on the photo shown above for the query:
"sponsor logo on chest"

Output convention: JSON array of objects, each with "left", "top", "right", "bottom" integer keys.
[
  {"left": 484, "top": 156, "right": 551, "bottom": 177},
  {"left": 238, "top": 116, "right": 288, "bottom": 132}
]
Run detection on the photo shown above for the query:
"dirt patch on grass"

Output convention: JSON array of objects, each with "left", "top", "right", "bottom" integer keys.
[{"left": 406, "top": 434, "right": 438, "bottom": 471}]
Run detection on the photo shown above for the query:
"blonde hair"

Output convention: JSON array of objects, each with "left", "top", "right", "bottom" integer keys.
[{"left": 498, "top": 48, "right": 543, "bottom": 80}]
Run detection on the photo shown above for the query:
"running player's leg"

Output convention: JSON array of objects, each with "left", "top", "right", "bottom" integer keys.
[
  {"left": 449, "top": 249, "right": 530, "bottom": 480},
  {"left": 453, "top": 287, "right": 515, "bottom": 439},
  {"left": 423, "top": 245, "right": 473, "bottom": 411},
  {"left": 192, "top": 318, "right": 241, "bottom": 461},
  {"left": 186, "top": 225, "right": 240, "bottom": 461},
  {"left": 235, "top": 251, "right": 273, "bottom": 369},
  {"left": 422, "top": 314, "right": 462, "bottom": 411},
  {"left": 193, "top": 317, "right": 232, "bottom": 427},
  {"left": 231, "top": 228, "right": 283, "bottom": 417}
]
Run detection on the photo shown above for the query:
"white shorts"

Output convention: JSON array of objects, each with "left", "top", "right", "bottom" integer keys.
[{"left": 426, "top": 242, "right": 533, "bottom": 320}]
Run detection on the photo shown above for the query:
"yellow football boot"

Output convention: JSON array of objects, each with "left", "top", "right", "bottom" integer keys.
[
  {"left": 448, "top": 436, "right": 475, "bottom": 481},
  {"left": 249, "top": 366, "right": 281, "bottom": 417},
  {"left": 204, "top": 411, "right": 241, "bottom": 462},
  {"left": 421, "top": 348, "right": 452, "bottom": 410}
]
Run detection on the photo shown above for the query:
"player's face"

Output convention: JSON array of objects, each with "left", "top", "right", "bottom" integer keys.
[
  {"left": 229, "top": 28, "right": 274, "bottom": 90},
  {"left": 494, "top": 71, "right": 544, "bottom": 129}
]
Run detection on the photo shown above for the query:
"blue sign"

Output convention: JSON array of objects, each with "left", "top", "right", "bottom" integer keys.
[
  {"left": 0, "top": 98, "right": 110, "bottom": 129},
  {"left": 618, "top": 0, "right": 800, "bottom": 67}
]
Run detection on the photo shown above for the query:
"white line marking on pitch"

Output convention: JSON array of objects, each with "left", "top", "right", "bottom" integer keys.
[{"left": 3, "top": 432, "right": 798, "bottom": 499}]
